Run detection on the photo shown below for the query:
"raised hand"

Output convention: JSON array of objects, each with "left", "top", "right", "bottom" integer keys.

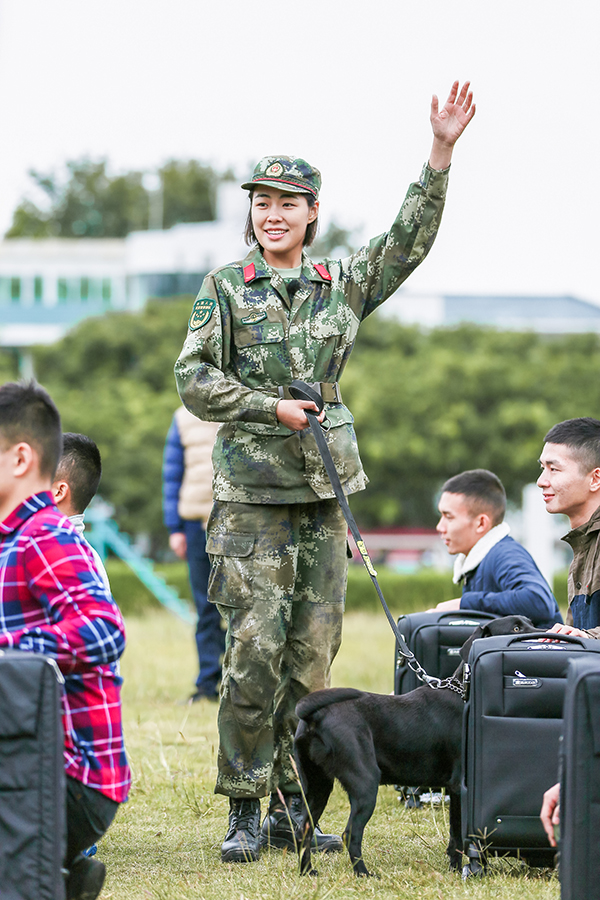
[{"left": 429, "top": 80, "right": 476, "bottom": 170}]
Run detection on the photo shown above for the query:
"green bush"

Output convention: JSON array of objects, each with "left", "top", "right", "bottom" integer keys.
[
  {"left": 106, "top": 558, "right": 457, "bottom": 619},
  {"left": 346, "top": 565, "right": 455, "bottom": 615},
  {"left": 106, "top": 558, "right": 571, "bottom": 622}
]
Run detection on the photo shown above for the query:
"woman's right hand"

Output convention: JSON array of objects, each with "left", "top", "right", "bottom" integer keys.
[{"left": 276, "top": 399, "right": 325, "bottom": 431}]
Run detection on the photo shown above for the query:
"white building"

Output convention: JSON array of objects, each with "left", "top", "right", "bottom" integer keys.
[
  {"left": 381, "top": 291, "right": 600, "bottom": 332},
  {"left": 0, "top": 183, "right": 248, "bottom": 355}
]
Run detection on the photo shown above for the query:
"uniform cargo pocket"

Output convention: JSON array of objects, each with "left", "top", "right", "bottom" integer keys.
[{"left": 207, "top": 532, "right": 255, "bottom": 609}]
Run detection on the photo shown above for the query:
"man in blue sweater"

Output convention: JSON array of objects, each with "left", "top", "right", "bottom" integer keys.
[{"left": 432, "top": 469, "right": 562, "bottom": 628}]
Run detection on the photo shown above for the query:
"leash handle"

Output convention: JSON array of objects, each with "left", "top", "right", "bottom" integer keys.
[{"left": 288, "top": 380, "right": 324, "bottom": 412}]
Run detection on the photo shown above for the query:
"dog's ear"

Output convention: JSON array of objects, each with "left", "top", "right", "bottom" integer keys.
[{"left": 460, "top": 625, "right": 485, "bottom": 661}]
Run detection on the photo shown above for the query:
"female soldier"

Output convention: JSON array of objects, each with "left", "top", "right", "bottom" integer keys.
[{"left": 175, "top": 81, "right": 476, "bottom": 863}]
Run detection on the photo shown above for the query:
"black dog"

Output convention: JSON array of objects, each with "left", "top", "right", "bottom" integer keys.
[{"left": 294, "top": 614, "right": 541, "bottom": 876}]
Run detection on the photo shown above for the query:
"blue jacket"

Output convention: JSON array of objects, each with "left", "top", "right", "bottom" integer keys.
[
  {"left": 460, "top": 535, "right": 563, "bottom": 629},
  {"left": 162, "top": 417, "right": 185, "bottom": 533}
]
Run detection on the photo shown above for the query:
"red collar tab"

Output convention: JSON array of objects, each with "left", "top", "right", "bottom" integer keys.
[
  {"left": 314, "top": 263, "right": 331, "bottom": 282},
  {"left": 243, "top": 263, "right": 256, "bottom": 284}
]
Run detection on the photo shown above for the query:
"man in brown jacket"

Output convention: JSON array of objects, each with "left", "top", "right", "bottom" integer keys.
[
  {"left": 537, "top": 417, "right": 600, "bottom": 846},
  {"left": 162, "top": 406, "right": 224, "bottom": 701}
]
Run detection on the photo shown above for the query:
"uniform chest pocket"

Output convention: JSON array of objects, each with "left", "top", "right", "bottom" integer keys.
[
  {"left": 233, "top": 321, "right": 285, "bottom": 348},
  {"left": 309, "top": 309, "right": 358, "bottom": 343}
]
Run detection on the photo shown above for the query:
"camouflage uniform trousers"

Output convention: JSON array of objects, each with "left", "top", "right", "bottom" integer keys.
[{"left": 206, "top": 498, "right": 347, "bottom": 798}]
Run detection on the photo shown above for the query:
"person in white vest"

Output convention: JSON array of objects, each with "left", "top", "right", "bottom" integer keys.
[{"left": 162, "top": 405, "right": 224, "bottom": 701}]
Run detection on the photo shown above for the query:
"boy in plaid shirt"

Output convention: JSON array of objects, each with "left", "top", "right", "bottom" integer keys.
[{"left": 0, "top": 381, "right": 130, "bottom": 900}]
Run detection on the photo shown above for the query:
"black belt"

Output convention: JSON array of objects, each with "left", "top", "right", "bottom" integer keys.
[{"left": 277, "top": 381, "right": 342, "bottom": 404}]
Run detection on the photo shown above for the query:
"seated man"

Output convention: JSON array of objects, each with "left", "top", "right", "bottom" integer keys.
[
  {"left": 432, "top": 468, "right": 562, "bottom": 628},
  {"left": 0, "top": 382, "right": 130, "bottom": 900},
  {"left": 537, "top": 417, "right": 600, "bottom": 846}
]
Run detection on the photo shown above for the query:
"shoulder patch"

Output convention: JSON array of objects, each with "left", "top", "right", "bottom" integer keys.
[
  {"left": 314, "top": 263, "right": 332, "bottom": 282},
  {"left": 243, "top": 263, "right": 256, "bottom": 284},
  {"left": 189, "top": 297, "right": 216, "bottom": 330}
]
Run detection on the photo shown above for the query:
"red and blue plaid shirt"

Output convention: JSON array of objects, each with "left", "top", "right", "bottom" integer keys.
[{"left": 0, "top": 492, "right": 130, "bottom": 803}]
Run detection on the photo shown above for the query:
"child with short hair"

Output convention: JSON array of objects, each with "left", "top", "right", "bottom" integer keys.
[
  {"left": 52, "top": 432, "right": 110, "bottom": 593},
  {"left": 0, "top": 381, "right": 130, "bottom": 900}
]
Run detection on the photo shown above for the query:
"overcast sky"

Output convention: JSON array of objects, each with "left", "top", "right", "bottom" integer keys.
[{"left": 0, "top": 0, "right": 598, "bottom": 300}]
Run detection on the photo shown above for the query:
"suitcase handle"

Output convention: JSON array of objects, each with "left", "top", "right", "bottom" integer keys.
[
  {"left": 505, "top": 632, "right": 589, "bottom": 648},
  {"left": 436, "top": 612, "right": 497, "bottom": 624},
  {"left": 396, "top": 611, "right": 496, "bottom": 624}
]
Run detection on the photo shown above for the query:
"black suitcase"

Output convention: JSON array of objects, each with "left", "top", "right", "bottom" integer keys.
[
  {"left": 558, "top": 656, "right": 600, "bottom": 899},
  {"left": 394, "top": 609, "right": 497, "bottom": 695},
  {"left": 461, "top": 632, "right": 600, "bottom": 875},
  {"left": 394, "top": 610, "right": 497, "bottom": 808},
  {"left": 0, "top": 650, "right": 66, "bottom": 900}
]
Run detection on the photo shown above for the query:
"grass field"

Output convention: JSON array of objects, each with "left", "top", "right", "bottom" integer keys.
[{"left": 99, "top": 609, "right": 560, "bottom": 899}]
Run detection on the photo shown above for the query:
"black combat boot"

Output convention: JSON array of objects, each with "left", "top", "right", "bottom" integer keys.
[
  {"left": 221, "top": 797, "right": 261, "bottom": 862},
  {"left": 66, "top": 855, "right": 106, "bottom": 900},
  {"left": 259, "top": 794, "right": 343, "bottom": 853}
]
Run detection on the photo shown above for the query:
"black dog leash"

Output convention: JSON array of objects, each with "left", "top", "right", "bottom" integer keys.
[{"left": 288, "top": 381, "right": 461, "bottom": 694}]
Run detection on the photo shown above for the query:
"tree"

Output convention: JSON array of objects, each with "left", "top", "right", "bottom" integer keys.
[
  {"left": 343, "top": 318, "right": 600, "bottom": 526},
  {"left": 32, "top": 298, "right": 193, "bottom": 553},
  {"left": 311, "top": 220, "right": 359, "bottom": 259},
  {"left": 0, "top": 350, "right": 19, "bottom": 383},
  {"left": 28, "top": 302, "right": 600, "bottom": 551},
  {"left": 161, "top": 160, "right": 225, "bottom": 229},
  {"left": 5, "top": 159, "right": 223, "bottom": 239}
]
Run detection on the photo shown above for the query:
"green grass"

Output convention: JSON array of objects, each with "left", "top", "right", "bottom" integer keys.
[{"left": 100, "top": 609, "right": 560, "bottom": 899}]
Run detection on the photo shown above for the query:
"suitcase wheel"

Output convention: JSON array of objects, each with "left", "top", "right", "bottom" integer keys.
[
  {"left": 403, "top": 787, "right": 423, "bottom": 809},
  {"left": 461, "top": 857, "right": 486, "bottom": 879},
  {"left": 461, "top": 842, "right": 487, "bottom": 879}
]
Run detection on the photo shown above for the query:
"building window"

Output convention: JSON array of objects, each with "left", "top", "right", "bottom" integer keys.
[
  {"left": 34, "top": 276, "right": 43, "bottom": 302},
  {"left": 102, "top": 278, "right": 112, "bottom": 302},
  {"left": 57, "top": 278, "right": 68, "bottom": 302},
  {"left": 80, "top": 277, "right": 89, "bottom": 301},
  {"left": 10, "top": 277, "right": 20, "bottom": 302}
]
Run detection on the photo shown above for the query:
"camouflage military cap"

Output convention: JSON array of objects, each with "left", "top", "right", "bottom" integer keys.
[{"left": 240, "top": 156, "right": 321, "bottom": 198}]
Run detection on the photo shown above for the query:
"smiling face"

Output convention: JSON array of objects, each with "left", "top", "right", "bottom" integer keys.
[
  {"left": 250, "top": 188, "right": 318, "bottom": 268},
  {"left": 436, "top": 491, "right": 492, "bottom": 556},
  {"left": 537, "top": 442, "right": 600, "bottom": 528}
]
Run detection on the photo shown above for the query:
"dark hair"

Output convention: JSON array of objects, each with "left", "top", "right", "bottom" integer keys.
[
  {"left": 244, "top": 191, "right": 319, "bottom": 248},
  {"left": 441, "top": 469, "right": 506, "bottom": 526},
  {"left": 54, "top": 433, "right": 102, "bottom": 514},
  {"left": 544, "top": 417, "right": 600, "bottom": 473},
  {"left": 0, "top": 380, "right": 62, "bottom": 479}
]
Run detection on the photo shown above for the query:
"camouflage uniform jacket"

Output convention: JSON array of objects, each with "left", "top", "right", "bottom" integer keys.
[
  {"left": 563, "top": 503, "right": 600, "bottom": 638},
  {"left": 175, "top": 164, "right": 449, "bottom": 504}
]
